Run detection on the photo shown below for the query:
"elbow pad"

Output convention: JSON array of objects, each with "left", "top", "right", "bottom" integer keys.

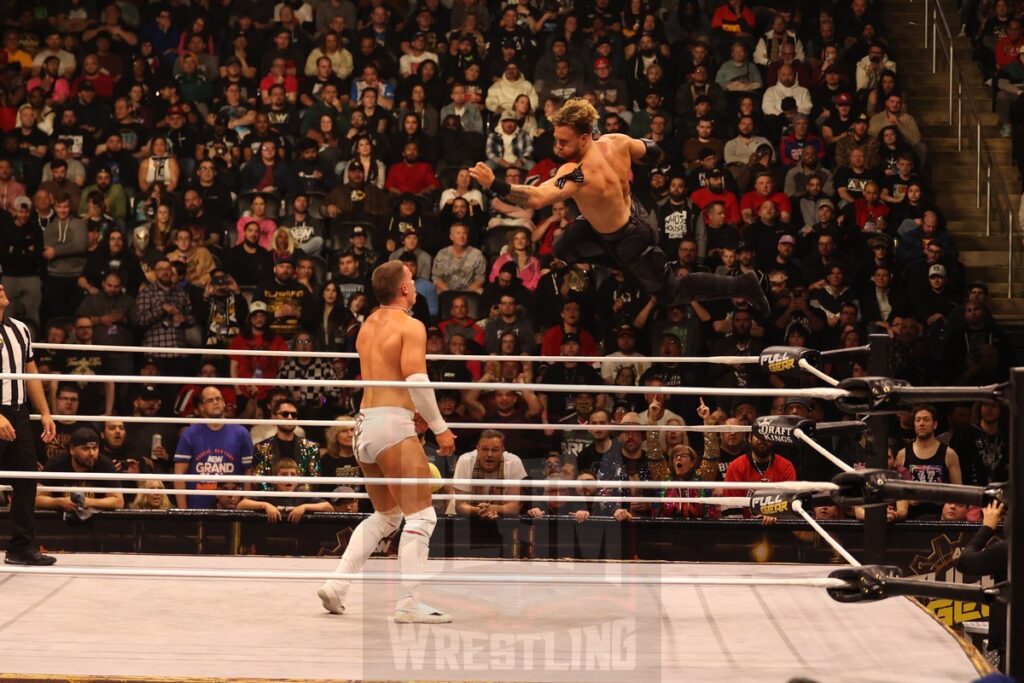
[
  {"left": 639, "top": 138, "right": 662, "bottom": 164},
  {"left": 406, "top": 373, "right": 448, "bottom": 435}
]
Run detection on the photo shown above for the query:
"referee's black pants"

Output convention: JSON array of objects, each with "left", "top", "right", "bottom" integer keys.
[{"left": 0, "top": 406, "right": 39, "bottom": 552}]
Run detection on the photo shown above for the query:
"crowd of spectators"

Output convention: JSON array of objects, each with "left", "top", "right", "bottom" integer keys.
[{"left": 0, "top": 0, "right": 1013, "bottom": 524}]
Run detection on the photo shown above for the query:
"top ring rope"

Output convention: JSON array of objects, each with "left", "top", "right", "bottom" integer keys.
[
  {"left": 33, "top": 342, "right": 760, "bottom": 366},
  {"left": 30, "top": 414, "right": 751, "bottom": 433},
  {"left": 2, "top": 372, "right": 851, "bottom": 400}
]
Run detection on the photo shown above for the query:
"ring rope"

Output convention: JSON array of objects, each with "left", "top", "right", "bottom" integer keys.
[
  {"left": 0, "top": 470, "right": 840, "bottom": 492},
  {"left": 5, "top": 372, "right": 851, "bottom": 400},
  {"left": 797, "top": 358, "right": 841, "bottom": 387},
  {"left": 794, "top": 428, "right": 856, "bottom": 474},
  {"left": 791, "top": 499, "right": 862, "bottom": 567},
  {"left": 29, "top": 414, "right": 753, "bottom": 433},
  {"left": 0, "top": 564, "right": 854, "bottom": 589},
  {"left": 33, "top": 342, "right": 761, "bottom": 366},
  {"left": 9, "top": 484, "right": 753, "bottom": 507}
]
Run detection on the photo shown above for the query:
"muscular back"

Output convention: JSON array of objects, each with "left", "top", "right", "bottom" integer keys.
[
  {"left": 559, "top": 134, "right": 634, "bottom": 233},
  {"left": 356, "top": 309, "right": 422, "bottom": 412}
]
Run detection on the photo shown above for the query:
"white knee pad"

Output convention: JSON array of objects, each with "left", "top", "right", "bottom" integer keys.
[
  {"left": 402, "top": 506, "right": 437, "bottom": 542},
  {"left": 369, "top": 508, "right": 403, "bottom": 537}
]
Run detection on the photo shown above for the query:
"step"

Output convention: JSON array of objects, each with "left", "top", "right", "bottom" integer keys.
[
  {"left": 915, "top": 110, "right": 1000, "bottom": 126},
  {"left": 959, "top": 250, "right": 1024, "bottom": 266}
]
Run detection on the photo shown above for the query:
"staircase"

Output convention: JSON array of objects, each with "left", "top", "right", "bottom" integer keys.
[{"left": 883, "top": 0, "right": 1024, "bottom": 323}]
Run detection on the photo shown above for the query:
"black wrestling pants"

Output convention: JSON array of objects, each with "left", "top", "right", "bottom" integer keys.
[
  {"left": 552, "top": 202, "right": 672, "bottom": 298},
  {"left": 552, "top": 203, "right": 752, "bottom": 304},
  {"left": 0, "top": 406, "right": 39, "bottom": 552}
]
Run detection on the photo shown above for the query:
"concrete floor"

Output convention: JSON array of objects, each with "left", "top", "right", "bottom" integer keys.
[{"left": 0, "top": 554, "right": 985, "bottom": 682}]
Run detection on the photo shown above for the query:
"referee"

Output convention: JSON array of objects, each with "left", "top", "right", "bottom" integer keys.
[{"left": 0, "top": 285, "right": 57, "bottom": 565}]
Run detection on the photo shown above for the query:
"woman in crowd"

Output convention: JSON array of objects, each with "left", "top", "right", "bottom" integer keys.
[
  {"left": 340, "top": 136, "right": 387, "bottom": 189},
  {"left": 439, "top": 167, "right": 485, "bottom": 210},
  {"left": 130, "top": 481, "right": 173, "bottom": 510},
  {"left": 317, "top": 281, "right": 357, "bottom": 353},
  {"left": 138, "top": 136, "right": 180, "bottom": 193},
  {"left": 489, "top": 227, "right": 544, "bottom": 291},
  {"left": 235, "top": 194, "right": 277, "bottom": 249}
]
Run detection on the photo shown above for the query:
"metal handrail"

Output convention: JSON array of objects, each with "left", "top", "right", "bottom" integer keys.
[{"left": 925, "top": 0, "right": 1022, "bottom": 298}]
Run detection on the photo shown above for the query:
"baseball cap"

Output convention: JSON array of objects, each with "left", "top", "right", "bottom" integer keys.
[
  {"left": 855, "top": 112, "right": 869, "bottom": 123},
  {"left": 224, "top": 56, "right": 241, "bottom": 67},
  {"left": 167, "top": 104, "right": 185, "bottom": 116},
  {"left": 778, "top": 234, "right": 797, "bottom": 245},
  {"left": 561, "top": 332, "right": 581, "bottom": 345},
  {"left": 426, "top": 325, "right": 443, "bottom": 338},
  {"left": 706, "top": 168, "right": 724, "bottom": 179},
  {"left": 500, "top": 110, "right": 517, "bottom": 121},
  {"left": 780, "top": 96, "right": 797, "bottom": 112},
  {"left": 698, "top": 146, "right": 717, "bottom": 160},
  {"left": 784, "top": 396, "right": 812, "bottom": 410},
  {"left": 835, "top": 93, "right": 853, "bottom": 106},
  {"left": 13, "top": 196, "right": 31, "bottom": 211},
  {"left": 824, "top": 64, "right": 844, "bottom": 76},
  {"left": 249, "top": 300, "right": 269, "bottom": 313},
  {"left": 594, "top": 57, "right": 611, "bottom": 69},
  {"left": 70, "top": 427, "right": 100, "bottom": 448},
  {"left": 135, "top": 384, "right": 161, "bottom": 401},
  {"left": 412, "top": 31, "right": 427, "bottom": 40},
  {"left": 351, "top": 225, "right": 367, "bottom": 236},
  {"left": 737, "top": 240, "right": 753, "bottom": 252},
  {"left": 929, "top": 264, "right": 947, "bottom": 277},
  {"left": 78, "top": 80, "right": 95, "bottom": 91},
  {"left": 615, "top": 324, "right": 636, "bottom": 337},
  {"left": 274, "top": 253, "right": 296, "bottom": 266},
  {"left": 816, "top": 198, "right": 835, "bottom": 210},
  {"left": 402, "top": 229, "right": 418, "bottom": 238}
]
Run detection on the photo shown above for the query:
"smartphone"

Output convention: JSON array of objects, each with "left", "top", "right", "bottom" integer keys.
[{"left": 151, "top": 433, "right": 162, "bottom": 456}]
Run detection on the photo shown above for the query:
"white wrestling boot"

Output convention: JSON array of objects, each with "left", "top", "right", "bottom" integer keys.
[
  {"left": 317, "top": 508, "right": 402, "bottom": 615},
  {"left": 318, "top": 584, "right": 346, "bottom": 615},
  {"left": 393, "top": 597, "right": 453, "bottom": 624},
  {"left": 393, "top": 506, "right": 453, "bottom": 623}
]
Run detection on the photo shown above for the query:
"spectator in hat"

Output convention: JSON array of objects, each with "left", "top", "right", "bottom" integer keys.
[
  {"left": 485, "top": 62, "right": 538, "bottom": 114},
  {"left": 228, "top": 301, "right": 288, "bottom": 407},
  {"left": 629, "top": 88, "right": 673, "bottom": 137},
  {"left": 36, "top": 427, "right": 125, "bottom": 513},
  {"left": 539, "top": 334, "right": 605, "bottom": 423},
  {"left": 836, "top": 113, "right": 881, "bottom": 169},
  {"left": 820, "top": 91, "right": 856, "bottom": 147},
  {"left": 399, "top": 32, "right": 440, "bottom": 78},
  {"left": 388, "top": 229, "right": 433, "bottom": 277},
  {"left": 486, "top": 110, "right": 534, "bottom": 170},
  {"left": 256, "top": 253, "right": 317, "bottom": 340},
  {"left": 588, "top": 57, "right": 631, "bottom": 116},
  {"left": 600, "top": 325, "right": 650, "bottom": 383},
  {"left": 914, "top": 264, "right": 958, "bottom": 329},
  {"left": 786, "top": 147, "right": 836, "bottom": 207}
]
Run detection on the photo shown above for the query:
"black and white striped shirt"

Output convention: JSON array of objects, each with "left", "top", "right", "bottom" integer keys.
[{"left": 0, "top": 316, "right": 33, "bottom": 406}]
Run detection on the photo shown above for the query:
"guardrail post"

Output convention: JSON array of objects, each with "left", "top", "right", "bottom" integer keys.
[
  {"left": 932, "top": 11, "right": 938, "bottom": 74},
  {"left": 957, "top": 81, "right": 963, "bottom": 151},
  {"left": 986, "top": 166, "right": 992, "bottom": 236},
  {"left": 1010, "top": 208, "right": 1016, "bottom": 299},
  {"left": 924, "top": 0, "right": 930, "bottom": 49},
  {"left": 949, "top": 43, "right": 954, "bottom": 124},
  {"left": 977, "top": 124, "right": 983, "bottom": 208}
]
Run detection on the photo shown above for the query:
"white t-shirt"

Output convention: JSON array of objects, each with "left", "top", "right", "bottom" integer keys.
[{"left": 452, "top": 449, "right": 527, "bottom": 491}]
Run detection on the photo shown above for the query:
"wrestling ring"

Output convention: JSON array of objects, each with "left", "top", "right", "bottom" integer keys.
[{"left": 0, "top": 338, "right": 1016, "bottom": 683}]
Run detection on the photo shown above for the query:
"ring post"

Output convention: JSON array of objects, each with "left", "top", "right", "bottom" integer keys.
[
  {"left": 864, "top": 334, "right": 890, "bottom": 564},
  {"left": 1008, "top": 369, "right": 1024, "bottom": 678}
]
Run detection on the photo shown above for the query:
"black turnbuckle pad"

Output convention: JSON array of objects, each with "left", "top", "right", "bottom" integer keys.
[
  {"left": 826, "top": 565, "right": 902, "bottom": 603},
  {"left": 835, "top": 376, "right": 912, "bottom": 414},
  {"left": 830, "top": 469, "right": 897, "bottom": 507},
  {"left": 751, "top": 415, "right": 815, "bottom": 445}
]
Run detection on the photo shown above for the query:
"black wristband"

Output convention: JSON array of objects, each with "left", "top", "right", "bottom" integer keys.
[{"left": 491, "top": 178, "right": 512, "bottom": 196}]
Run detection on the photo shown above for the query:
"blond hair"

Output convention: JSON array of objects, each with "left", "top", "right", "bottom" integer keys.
[
  {"left": 371, "top": 260, "right": 407, "bottom": 303},
  {"left": 548, "top": 98, "right": 599, "bottom": 136},
  {"left": 130, "top": 480, "right": 172, "bottom": 510}
]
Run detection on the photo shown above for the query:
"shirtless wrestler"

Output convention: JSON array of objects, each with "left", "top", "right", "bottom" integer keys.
[
  {"left": 469, "top": 98, "right": 771, "bottom": 316},
  {"left": 318, "top": 260, "right": 457, "bottom": 623}
]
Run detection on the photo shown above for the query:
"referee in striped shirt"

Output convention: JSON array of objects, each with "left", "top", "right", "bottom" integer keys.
[{"left": 0, "top": 285, "right": 57, "bottom": 565}]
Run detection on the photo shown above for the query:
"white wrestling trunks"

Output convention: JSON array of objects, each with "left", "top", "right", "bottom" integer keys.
[{"left": 354, "top": 407, "right": 418, "bottom": 464}]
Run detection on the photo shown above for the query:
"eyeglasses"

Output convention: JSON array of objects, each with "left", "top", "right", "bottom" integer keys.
[
  {"left": 277, "top": 411, "right": 298, "bottom": 418},
  {"left": 295, "top": 340, "right": 313, "bottom": 345}
]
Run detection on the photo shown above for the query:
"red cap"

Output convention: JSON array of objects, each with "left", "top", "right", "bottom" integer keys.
[{"left": 594, "top": 57, "right": 611, "bottom": 70}]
